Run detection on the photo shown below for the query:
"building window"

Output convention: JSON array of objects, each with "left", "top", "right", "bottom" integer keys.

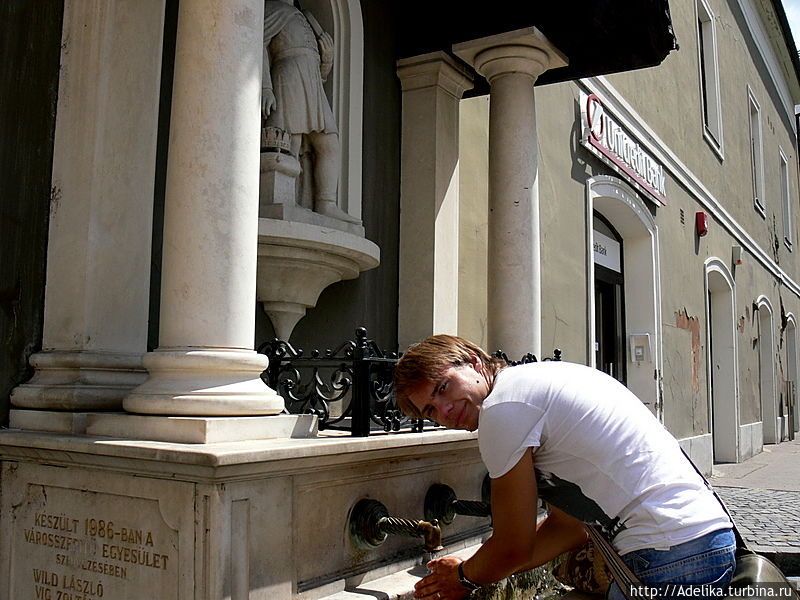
[
  {"left": 748, "top": 90, "right": 764, "bottom": 214},
  {"left": 781, "top": 149, "right": 792, "bottom": 249},
  {"left": 697, "top": 0, "right": 723, "bottom": 152}
]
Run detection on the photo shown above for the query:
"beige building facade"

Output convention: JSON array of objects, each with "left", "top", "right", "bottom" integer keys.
[{"left": 446, "top": 0, "right": 800, "bottom": 472}]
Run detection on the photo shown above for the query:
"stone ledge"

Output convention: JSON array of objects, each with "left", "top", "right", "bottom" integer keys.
[
  {"left": 86, "top": 413, "right": 318, "bottom": 443},
  {"left": 319, "top": 544, "right": 480, "bottom": 600},
  {"left": 9, "top": 409, "right": 89, "bottom": 434},
  {"left": 0, "top": 427, "right": 478, "bottom": 479},
  {"left": 317, "top": 541, "right": 596, "bottom": 600},
  {"left": 9, "top": 410, "right": 319, "bottom": 443}
]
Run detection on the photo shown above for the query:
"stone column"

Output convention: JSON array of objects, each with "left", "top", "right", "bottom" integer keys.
[
  {"left": 454, "top": 29, "right": 567, "bottom": 359},
  {"left": 124, "top": 0, "right": 283, "bottom": 416},
  {"left": 10, "top": 0, "right": 166, "bottom": 413},
  {"left": 396, "top": 52, "right": 473, "bottom": 350}
]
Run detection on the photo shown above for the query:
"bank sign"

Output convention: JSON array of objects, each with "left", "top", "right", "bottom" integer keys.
[{"left": 579, "top": 91, "right": 667, "bottom": 205}]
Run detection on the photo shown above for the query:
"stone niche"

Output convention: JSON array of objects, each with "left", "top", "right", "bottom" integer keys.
[
  {"left": 0, "top": 430, "right": 488, "bottom": 600},
  {"left": 258, "top": 0, "right": 378, "bottom": 341}
]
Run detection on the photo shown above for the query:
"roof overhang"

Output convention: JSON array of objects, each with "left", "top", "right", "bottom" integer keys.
[{"left": 396, "top": 0, "right": 678, "bottom": 94}]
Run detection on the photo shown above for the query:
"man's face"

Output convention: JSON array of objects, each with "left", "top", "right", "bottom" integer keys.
[{"left": 407, "top": 358, "right": 489, "bottom": 431}]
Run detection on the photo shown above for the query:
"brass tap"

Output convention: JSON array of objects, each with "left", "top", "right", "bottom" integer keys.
[{"left": 349, "top": 499, "right": 443, "bottom": 552}]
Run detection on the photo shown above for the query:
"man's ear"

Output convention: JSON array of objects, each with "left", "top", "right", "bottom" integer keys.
[{"left": 469, "top": 354, "right": 483, "bottom": 372}]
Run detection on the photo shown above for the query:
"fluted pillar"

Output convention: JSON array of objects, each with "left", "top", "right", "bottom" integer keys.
[
  {"left": 454, "top": 29, "right": 567, "bottom": 359},
  {"left": 124, "top": 0, "right": 283, "bottom": 416}
]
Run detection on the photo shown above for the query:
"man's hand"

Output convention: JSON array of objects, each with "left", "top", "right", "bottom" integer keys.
[
  {"left": 262, "top": 88, "right": 276, "bottom": 120},
  {"left": 414, "top": 556, "right": 470, "bottom": 600}
]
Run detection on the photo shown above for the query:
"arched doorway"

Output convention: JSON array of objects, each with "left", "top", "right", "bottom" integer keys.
[
  {"left": 784, "top": 315, "right": 797, "bottom": 439},
  {"left": 757, "top": 296, "right": 778, "bottom": 444},
  {"left": 705, "top": 259, "right": 738, "bottom": 462},
  {"left": 587, "top": 176, "right": 662, "bottom": 416}
]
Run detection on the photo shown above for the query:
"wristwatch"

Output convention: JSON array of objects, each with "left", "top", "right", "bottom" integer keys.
[{"left": 457, "top": 562, "right": 481, "bottom": 591}]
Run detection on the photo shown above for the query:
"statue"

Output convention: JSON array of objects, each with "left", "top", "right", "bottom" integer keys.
[{"left": 262, "top": 0, "right": 359, "bottom": 225}]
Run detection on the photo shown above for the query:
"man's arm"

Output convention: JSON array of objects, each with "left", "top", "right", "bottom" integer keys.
[
  {"left": 513, "top": 504, "right": 588, "bottom": 573},
  {"left": 414, "top": 449, "right": 587, "bottom": 599},
  {"left": 462, "top": 450, "right": 587, "bottom": 581}
]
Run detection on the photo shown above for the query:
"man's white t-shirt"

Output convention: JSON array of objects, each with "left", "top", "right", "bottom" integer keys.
[{"left": 478, "top": 361, "right": 731, "bottom": 554}]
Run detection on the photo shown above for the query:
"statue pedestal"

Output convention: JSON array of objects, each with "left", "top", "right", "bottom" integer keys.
[
  {"left": 259, "top": 151, "right": 302, "bottom": 209},
  {"left": 0, "top": 429, "right": 487, "bottom": 600},
  {"left": 259, "top": 152, "right": 364, "bottom": 238}
]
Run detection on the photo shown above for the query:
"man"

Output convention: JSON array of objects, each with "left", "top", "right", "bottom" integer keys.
[
  {"left": 262, "top": 0, "right": 358, "bottom": 224},
  {"left": 394, "top": 335, "right": 735, "bottom": 600}
]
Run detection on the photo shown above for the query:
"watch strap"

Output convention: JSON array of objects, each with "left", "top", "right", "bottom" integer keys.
[{"left": 457, "top": 562, "right": 481, "bottom": 591}]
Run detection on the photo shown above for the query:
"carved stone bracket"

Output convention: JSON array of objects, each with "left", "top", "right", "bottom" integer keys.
[{"left": 257, "top": 218, "right": 380, "bottom": 340}]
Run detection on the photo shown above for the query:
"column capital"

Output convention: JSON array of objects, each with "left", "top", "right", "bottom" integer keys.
[
  {"left": 453, "top": 27, "right": 568, "bottom": 84},
  {"left": 396, "top": 51, "right": 474, "bottom": 98}
]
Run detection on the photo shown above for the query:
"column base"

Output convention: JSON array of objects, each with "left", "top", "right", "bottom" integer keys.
[
  {"left": 86, "top": 413, "right": 316, "bottom": 443},
  {"left": 123, "top": 348, "right": 284, "bottom": 416},
  {"left": 9, "top": 409, "right": 89, "bottom": 434},
  {"left": 10, "top": 350, "right": 147, "bottom": 411}
]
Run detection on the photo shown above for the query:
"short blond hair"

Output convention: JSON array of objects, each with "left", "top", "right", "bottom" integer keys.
[{"left": 394, "top": 335, "right": 504, "bottom": 418}]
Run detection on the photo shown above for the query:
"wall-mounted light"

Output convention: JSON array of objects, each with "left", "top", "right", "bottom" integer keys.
[{"left": 696, "top": 211, "right": 709, "bottom": 237}]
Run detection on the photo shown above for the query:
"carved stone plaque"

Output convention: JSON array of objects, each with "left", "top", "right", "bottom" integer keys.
[{"left": 1, "top": 462, "right": 194, "bottom": 600}]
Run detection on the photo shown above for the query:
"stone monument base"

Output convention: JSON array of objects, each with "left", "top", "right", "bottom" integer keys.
[{"left": 0, "top": 428, "right": 487, "bottom": 600}]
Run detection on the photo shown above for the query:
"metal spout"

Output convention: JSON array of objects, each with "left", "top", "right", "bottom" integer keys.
[
  {"left": 424, "top": 483, "right": 491, "bottom": 525},
  {"left": 350, "top": 499, "right": 443, "bottom": 552}
]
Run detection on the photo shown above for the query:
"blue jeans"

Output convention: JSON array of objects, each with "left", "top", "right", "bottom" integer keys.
[{"left": 607, "top": 529, "right": 736, "bottom": 600}]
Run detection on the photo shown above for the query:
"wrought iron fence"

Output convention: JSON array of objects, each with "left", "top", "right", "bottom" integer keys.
[
  {"left": 491, "top": 348, "right": 562, "bottom": 365},
  {"left": 258, "top": 327, "right": 416, "bottom": 436},
  {"left": 258, "top": 327, "right": 561, "bottom": 437}
]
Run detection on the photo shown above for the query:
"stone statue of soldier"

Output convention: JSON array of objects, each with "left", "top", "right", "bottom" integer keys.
[{"left": 262, "top": 0, "right": 358, "bottom": 224}]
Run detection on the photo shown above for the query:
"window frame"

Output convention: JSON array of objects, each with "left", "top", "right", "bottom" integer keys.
[
  {"left": 696, "top": 0, "right": 724, "bottom": 157},
  {"left": 780, "top": 147, "right": 793, "bottom": 250},
  {"left": 748, "top": 88, "right": 765, "bottom": 217}
]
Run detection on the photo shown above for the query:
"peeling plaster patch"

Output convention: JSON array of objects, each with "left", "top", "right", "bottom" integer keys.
[
  {"left": 780, "top": 295, "right": 787, "bottom": 333},
  {"left": 675, "top": 308, "right": 701, "bottom": 392},
  {"left": 738, "top": 315, "right": 746, "bottom": 333}
]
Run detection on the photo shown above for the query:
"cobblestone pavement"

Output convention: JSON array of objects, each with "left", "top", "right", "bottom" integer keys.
[
  {"left": 713, "top": 486, "right": 800, "bottom": 555},
  {"left": 709, "top": 438, "right": 800, "bottom": 574}
]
